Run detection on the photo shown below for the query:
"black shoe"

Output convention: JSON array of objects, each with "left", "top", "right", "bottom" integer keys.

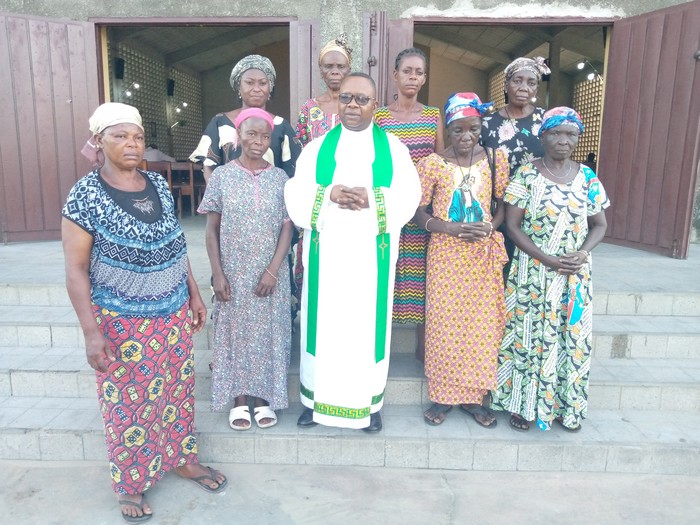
[
  {"left": 297, "top": 408, "right": 318, "bottom": 427},
  {"left": 362, "top": 411, "right": 382, "bottom": 433}
]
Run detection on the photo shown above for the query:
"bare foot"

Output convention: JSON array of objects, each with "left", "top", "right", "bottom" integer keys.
[
  {"left": 176, "top": 464, "right": 227, "bottom": 491},
  {"left": 118, "top": 493, "right": 152, "bottom": 521}
]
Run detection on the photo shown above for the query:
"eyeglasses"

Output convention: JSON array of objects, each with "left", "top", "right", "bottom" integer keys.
[{"left": 338, "top": 93, "right": 375, "bottom": 106}]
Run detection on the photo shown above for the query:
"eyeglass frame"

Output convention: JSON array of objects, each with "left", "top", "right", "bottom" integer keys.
[{"left": 338, "top": 92, "right": 376, "bottom": 106}]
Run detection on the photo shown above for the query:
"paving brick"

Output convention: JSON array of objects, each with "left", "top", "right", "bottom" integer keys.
[
  {"left": 636, "top": 294, "right": 674, "bottom": 315},
  {"left": 385, "top": 439, "right": 429, "bottom": 468},
  {"left": 195, "top": 434, "right": 255, "bottom": 464},
  {"left": 254, "top": 437, "right": 298, "bottom": 464},
  {"left": 51, "top": 326, "right": 80, "bottom": 348},
  {"left": 473, "top": 442, "right": 518, "bottom": 471},
  {"left": 0, "top": 430, "right": 41, "bottom": 459},
  {"left": 39, "top": 432, "right": 84, "bottom": 460},
  {"left": 660, "top": 387, "right": 700, "bottom": 411},
  {"left": 83, "top": 432, "right": 108, "bottom": 461},
  {"left": 0, "top": 286, "right": 19, "bottom": 306},
  {"left": 606, "top": 446, "right": 652, "bottom": 473},
  {"left": 428, "top": 441, "right": 473, "bottom": 470},
  {"left": 10, "top": 371, "right": 46, "bottom": 396},
  {"left": 517, "top": 443, "right": 564, "bottom": 471},
  {"left": 17, "top": 325, "right": 51, "bottom": 347},
  {"left": 587, "top": 384, "right": 621, "bottom": 410},
  {"left": 648, "top": 447, "right": 700, "bottom": 476},
  {"left": 629, "top": 335, "right": 665, "bottom": 358},
  {"left": 384, "top": 379, "right": 422, "bottom": 405},
  {"left": 298, "top": 437, "right": 343, "bottom": 466},
  {"left": 619, "top": 386, "right": 661, "bottom": 410},
  {"left": 0, "top": 372, "right": 10, "bottom": 396},
  {"left": 673, "top": 294, "right": 700, "bottom": 316},
  {"left": 561, "top": 444, "right": 608, "bottom": 472},
  {"left": 43, "top": 371, "right": 79, "bottom": 398},
  {"left": 48, "top": 287, "right": 71, "bottom": 307},
  {"left": 0, "top": 326, "right": 18, "bottom": 346},
  {"left": 606, "top": 294, "right": 638, "bottom": 315},
  {"left": 340, "top": 438, "right": 384, "bottom": 467},
  {"left": 18, "top": 287, "right": 51, "bottom": 306}
]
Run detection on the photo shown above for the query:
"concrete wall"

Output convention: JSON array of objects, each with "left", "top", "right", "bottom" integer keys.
[{"left": 425, "top": 52, "right": 488, "bottom": 112}]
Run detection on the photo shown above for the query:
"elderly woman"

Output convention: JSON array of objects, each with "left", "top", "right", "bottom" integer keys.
[
  {"left": 198, "top": 108, "right": 292, "bottom": 430},
  {"left": 375, "top": 47, "right": 444, "bottom": 362},
  {"left": 481, "top": 56, "right": 550, "bottom": 171},
  {"left": 416, "top": 93, "right": 509, "bottom": 428},
  {"left": 295, "top": 33, "right": 352, "bottom": 146},
  {"left": 491, "top": 107, "right": 610, "bottom": 432},
  {"left": 190, "top": 54, "right": 301, "bottom": 181},
  {"left": 292, "top": 34, "right": 352, "bottom": 308},
  {"left": 62, "top": 103, "right": 226, "bottom": 524}
]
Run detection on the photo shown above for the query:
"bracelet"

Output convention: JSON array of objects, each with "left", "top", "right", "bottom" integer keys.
[
  {"left": 265, "top": 268, "right": 278, "bottom": 281},
  {"left": 578, "top": 250, "right": 590, "bottom": 260},
  {"left": 424, "top": 217, "right": 436, "bottom": 232},
  {"left": 484, "top": 221, "right": 494, "bottom": 236}
]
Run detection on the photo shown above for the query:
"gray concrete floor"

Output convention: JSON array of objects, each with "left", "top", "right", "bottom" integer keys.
[{"left": 1, "top": 460, "right": 699, "bottom": 525}]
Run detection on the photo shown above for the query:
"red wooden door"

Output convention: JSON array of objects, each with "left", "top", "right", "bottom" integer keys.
[
  {"left": 0, "top": 13, "right": 99, "bottom": 242},
  {"left": 598, "top": 0, "right": 700, "bottom": 258}
]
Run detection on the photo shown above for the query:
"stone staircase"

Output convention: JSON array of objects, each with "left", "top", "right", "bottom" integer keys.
[{"left": 1, "top": 280, "right": 699, "bottom": 474}]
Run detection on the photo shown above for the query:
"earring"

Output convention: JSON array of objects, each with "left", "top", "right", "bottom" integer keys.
[
  {"left": 238, "top": 93, "right": 242, "bottom": 100},
  {"left": 503, "top": 91, "right": 509, "bottom": 104}
]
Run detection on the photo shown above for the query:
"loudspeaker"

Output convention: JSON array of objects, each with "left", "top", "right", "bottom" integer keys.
[
  {"left": 167, "top": 79, "right": 175, "bottom": 96},
  {"left": 115, "top": 58, "right": 125, "bottom": 80}
]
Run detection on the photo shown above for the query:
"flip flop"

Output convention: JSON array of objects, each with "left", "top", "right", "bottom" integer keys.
[
  {"left": 229, "top": 405, "right": 251, "bottom": 430},
  {"left": 185, "top": 466, "right": 228, "bottom": 494},
  {"left": 509, "top": 414, "right": 530, "bottom": 432},
  {"left": 423, "top": 403, "right": 452, "bottom": 426},
  {"left": 555, "top": 417, "right": 582, "bottom": 433},
  {"left": 254, "top": 405, "right": 278, "bottom": 429},
  {"left": 460, "top": 404, "right": 498, "bottom": 429},
  {"left": 118, "top": 494, "right": 152, "bottom": 524}
]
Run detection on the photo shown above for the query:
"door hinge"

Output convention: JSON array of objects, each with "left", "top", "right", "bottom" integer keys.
[
  {"left": 694, "top": 50, "right": 700, "bottom": 61},
  {"left": 369, "top": 12, "right": 377, "bottom": 33}
]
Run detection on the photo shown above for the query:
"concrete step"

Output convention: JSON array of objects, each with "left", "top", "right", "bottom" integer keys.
[
  {"left": 0, "top": 396, "right": 697, "bottom": 475},
  {"left": 2, "top": 345, "right": 698, "bottom": 412},
  {"left": 2, "top": 282, "right": 700, "bottom": 317},
  {"left": 2, "top": 304, "right": 700, "bottom": 360}
]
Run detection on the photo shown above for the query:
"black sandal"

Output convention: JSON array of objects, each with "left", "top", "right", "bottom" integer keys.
[
  {"left": 509, "top": 414, "right": 530, "bottom": 432},
  {"left": 423, "top": 403, "right": 452, "bottom": 426},
  {"left": 460, "top": 404, "right": 497, "bottom": 429}
]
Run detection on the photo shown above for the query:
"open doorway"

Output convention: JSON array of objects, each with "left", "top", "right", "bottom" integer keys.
[
  {"left": 410, "top": 23, "right": 609, "bottom": 164},
  {"left": 101, "top": 23, "right": 293, "bottom": 161}
]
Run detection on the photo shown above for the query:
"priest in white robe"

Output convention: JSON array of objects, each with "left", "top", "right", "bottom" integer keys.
[{"left": 285, "top": 73, "right": 421, "bottom": 431}]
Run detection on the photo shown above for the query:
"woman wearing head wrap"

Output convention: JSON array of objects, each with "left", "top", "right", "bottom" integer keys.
[
  {"left": 291, "top": 35, "right": 352, "bottom": 314},
  {"left": 481, "top": 56, "right": 550, "bottom": 170},
  {"left": 295, "top": 33, "right": 352, "bottom": 146},
  {"left": 63, "top": 102, "right": 227, "bottom": 523},
  {"left": 190, "top": 54, "right": 301, "bottom": 181},
  {"left": 491, "top": 107, "right": 610, "bottom": 433},
  {"left": 374, "top": 47, "right": 445, "bottom": 362},
  {"left": 197, "top": 108, "right": 292, "bottom": 431},
  {"left": 415, "top": 93, "right": 509, "bottom": 428}
]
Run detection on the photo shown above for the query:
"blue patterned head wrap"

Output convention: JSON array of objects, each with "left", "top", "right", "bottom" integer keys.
[
  {"left": 539, "top": 106, "right": 585, "bottom": 136},
  {"left": 444, "top": 92, "right": 493, "bottom": 127}
]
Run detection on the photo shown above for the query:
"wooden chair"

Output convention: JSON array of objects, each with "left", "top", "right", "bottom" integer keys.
[
  {"left": 170, "top": 161, "right": 199, "bottom": 216},
  {"left": 144, "top": 161, "right": 180, "bottom": 216}
]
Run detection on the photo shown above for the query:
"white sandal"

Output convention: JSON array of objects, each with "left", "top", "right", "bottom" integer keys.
[
  {"left": 228, "top": 405, "right": 251, "bottom": 431},
  {"left": 253, "top": 406, "right": 278, "bottom": 429}
]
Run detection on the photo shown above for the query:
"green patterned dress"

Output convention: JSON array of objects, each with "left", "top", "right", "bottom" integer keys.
[{"left": 491, "top": 163, "right": 610, "bottom": 431}]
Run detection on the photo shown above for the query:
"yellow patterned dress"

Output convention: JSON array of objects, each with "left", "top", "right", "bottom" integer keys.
[{"left": 418, "top": 150, "right": 509, "bottom": 404}]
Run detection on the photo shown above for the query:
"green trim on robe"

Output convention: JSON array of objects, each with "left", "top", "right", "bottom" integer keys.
[{"left": 305, "top": 123, "right": 393, "bottom": 363}]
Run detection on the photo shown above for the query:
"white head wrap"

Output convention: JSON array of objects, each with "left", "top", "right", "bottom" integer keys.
[{"left": 89, "top": 102, "right": 144, "bottom": 135}]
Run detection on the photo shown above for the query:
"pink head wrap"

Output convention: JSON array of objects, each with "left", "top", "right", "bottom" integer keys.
[{"left": 234, "top": 107, "right": 275, "bottom": 131}]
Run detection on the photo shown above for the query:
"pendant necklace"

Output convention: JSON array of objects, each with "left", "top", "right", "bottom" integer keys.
[
  {"left": 542, "top": 158, "right": 573, "bottom": 181},
  {"left": 454, "top": 146, "right": 476, "bottom": 191},
  {"left": 237, "top": 159, "right": 267, "bottom": 177}
]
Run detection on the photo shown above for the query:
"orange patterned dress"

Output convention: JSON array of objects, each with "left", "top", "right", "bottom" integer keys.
[{"left": 418, "top": 150, "right": 509, "bottom": 404}]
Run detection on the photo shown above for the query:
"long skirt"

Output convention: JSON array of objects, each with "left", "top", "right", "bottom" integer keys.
[{"left": 93, "top": 302, "right": 198, "bottom": 495}]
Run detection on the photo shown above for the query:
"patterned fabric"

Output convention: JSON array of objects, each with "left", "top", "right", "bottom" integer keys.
[
  {"left": 491, "top": 164, "right": 610, "bottom": 430},
  {"left": 481, "top": 107, "right": 546, "bottom": 172},
  {"left": 539, "top": 106, "right": 585, "bottom": 136},
  {"left": 94, "top": 302, "right": 197, "bottom": 495},
  {"left": 295, "top": 99, "right": 340, "bottom": 147},
  {"left": 374, "top": 105, "right": 441, "bottom": 323},
  {"left": 189, "top": 113, "right": 300, "bottom": 178},
  {"left": 62, "top": 170, "right": 189, "bottom": 317},
  {"left": 418, "top": 151, "right": 509, "bottom": 404},
  {"left": 197, "top": 162, "right": 291, "bottom": 411}
]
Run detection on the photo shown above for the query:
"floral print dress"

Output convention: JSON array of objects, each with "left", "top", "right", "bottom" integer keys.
[{"left": 491, "top": 164, "right": 610, "bottom": 430}]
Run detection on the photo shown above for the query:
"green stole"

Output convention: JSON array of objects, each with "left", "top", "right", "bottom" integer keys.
[{"left": 307, "top": 123, "right": 393, "bottom": 363}]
